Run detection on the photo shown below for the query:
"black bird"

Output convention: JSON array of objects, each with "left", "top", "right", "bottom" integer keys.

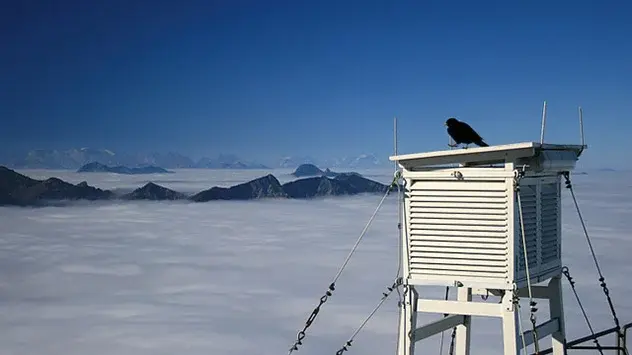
[{"left": 445, "top": 117, "right": 489, "bottom": 148}]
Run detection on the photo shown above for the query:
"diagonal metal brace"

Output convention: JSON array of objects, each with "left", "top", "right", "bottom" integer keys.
[{"left": 409, "top": 314, "right": 465, "bottom": 343}]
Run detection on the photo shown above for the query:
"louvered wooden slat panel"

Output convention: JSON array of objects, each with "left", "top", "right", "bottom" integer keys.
[
  {"left": 515, "top": 182, "right": 538, "bottom": 274},
  {"left": 403, "top": 170, "right": 564, "bottom": 288},
  {"left": 540, "top": 182, "right": 560, "bottom": 265},
  {"left": 407, "top": 178, "right": 510, "bottom": 283}
]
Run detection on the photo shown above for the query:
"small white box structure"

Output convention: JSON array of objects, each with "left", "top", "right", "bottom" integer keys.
[{"left": 390, "top": 142, "right": 585, "bottom": 355}]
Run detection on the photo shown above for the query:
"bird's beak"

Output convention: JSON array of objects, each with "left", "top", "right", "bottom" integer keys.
[{"left": 444, "top": 122, "right": 448, "bottom": 127}]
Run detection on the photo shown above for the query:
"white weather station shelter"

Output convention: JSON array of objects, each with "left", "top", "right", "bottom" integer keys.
[{"left": 286, "top": 108, "right": 630, "bottom": 355}]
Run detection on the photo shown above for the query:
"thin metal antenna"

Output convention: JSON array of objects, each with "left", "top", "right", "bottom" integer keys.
[
  {"left": 540, "top": 100, "right": 547, "bottom": 144},
  {"left": 394, "top": 116, "right": 398, "bottom": 158},
  {"left": 579, "top": 106, "right": 585, "bottom": 147},
  {"left": 393, "top": 116, "right": 403, "bottom": 289}
]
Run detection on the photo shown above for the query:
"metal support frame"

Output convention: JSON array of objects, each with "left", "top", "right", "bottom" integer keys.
[
  {"left": 534, "top": 322, "right": 632, "bottom": 355},
  {"left": 397, "top": 275, "right": 567, "bottom": 355}
]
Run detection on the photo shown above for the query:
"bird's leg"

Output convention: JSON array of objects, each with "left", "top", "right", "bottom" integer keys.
[
  {"left": 463, "top": 144, "right": 469, "bottom": 149},
  {"left": 448, "top": 143, "right": 459, "bottom": 148}
]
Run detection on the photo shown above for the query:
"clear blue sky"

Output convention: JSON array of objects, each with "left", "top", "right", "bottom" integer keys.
[{"left": 1, "top": 0, "right": 630, "bottom": 167}]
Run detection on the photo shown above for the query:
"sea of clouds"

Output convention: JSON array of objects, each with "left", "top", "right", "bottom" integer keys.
[{"left": 0, "top": 168, "right": 630, "bottom": 355}]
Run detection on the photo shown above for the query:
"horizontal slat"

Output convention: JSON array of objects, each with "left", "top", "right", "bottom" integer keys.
[
  {"left": 520, "top": 217, "right": 537, "bottom": 222},
  {"left": 410, "top": 236, "right": 509, "bottom": 244},
  {"left": 517, "top": 249, "right": 538, "bottom": 255},
  {"left": 411, "top": 246, "right": 508, "bottom": 255},
  {"left": 408, "top": 190, "right": 508, "bottom": 198},
  {"left": 410, "top": 216, "right": 508, "bottom": 226},
  {"left": 412, "top": 266, "right": 507, "bottom": 276},
  {"left": 410, "top": 226, "right": 508, "bottom": 235},
  {"left": 519, "top": 218, "right": 537, "bottom": 225},
  {"left": 542, "top": 249, "right": 558, "bottom": 256},
  {"left": 410, "top": 201, "right": 508, "bottom": 209},
  {"left": 411, "top": 258, "right": 508, "bottom": 267},
  {"left": 410, "top": 251, "right": 508, "bottom": 261},
  {"left": 411, "top": 181, "right": 507, "bottom": 191},
  {"left": 518, "top": 194, "right": 536, "bottom": 199},
  {"left": 410, "top": 225, "right": 508, "bottom": 233},
  {"left": 517, "top": 242, "right": 538, "bottom": 249},
  {"left": 519, "top": 220, "right": 537, "bottom": 226},
  {"left": 410, "top": 195, "right": 507, "bottom": 204},
  {"left": 410, "top": 269, "right": 507, "bottom": 278},
  {"left": 542, "top": 223, "right": 557, "bottom": 229},
  {"left": 410, "top": 213, "right": 508, "bottom": 221},
  {"left": 411, "top": 240, "right": 507, "bottom": 249},
  {"left": 409, "top": 207, "right": 507, "bottom": 215}
]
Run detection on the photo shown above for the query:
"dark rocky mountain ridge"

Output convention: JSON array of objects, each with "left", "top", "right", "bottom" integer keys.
[
  {"left": 190, "top": 174, "right": 288, "bottom": 202},
  {"left": 121, "top": 182, "right": 188, "bottom": 200},
  {"left": 0, "top": 166, "right": 113, "bottom": 206},
  {"left": 0, "top": 166, "right": 393, "bottom": 207}
]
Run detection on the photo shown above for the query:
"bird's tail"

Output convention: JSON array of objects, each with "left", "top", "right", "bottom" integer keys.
[{"left": 477, "top": 140, "right": 489, "bottom": 147}]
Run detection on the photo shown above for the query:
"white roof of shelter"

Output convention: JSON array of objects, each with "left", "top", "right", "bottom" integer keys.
[{"left": 389, "top": 142, "right": 585, "bottom": 170}]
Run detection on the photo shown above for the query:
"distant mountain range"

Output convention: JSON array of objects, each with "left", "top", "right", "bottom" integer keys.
[
  {"left": 77, "top": 162, "right": 174, "bottom": 175},
  {"left": 1, "top": 148, "right": 389, "bottom": 170},
  {"left": 0, "top": 166, "right": 394, "bottom": 206}
]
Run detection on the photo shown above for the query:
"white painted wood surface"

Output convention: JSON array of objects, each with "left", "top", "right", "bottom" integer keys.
[{"left": 394, "top": 142, "right": 581, "bottom": 355}]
